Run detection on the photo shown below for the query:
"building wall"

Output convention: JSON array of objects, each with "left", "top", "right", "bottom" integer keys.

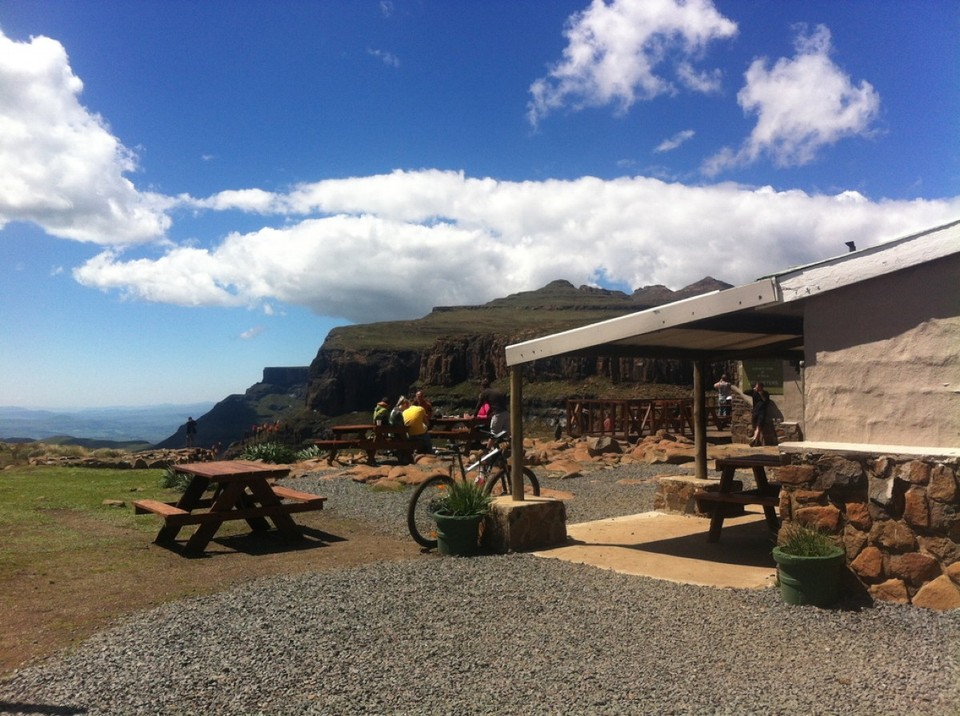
[
  {"left": 778, "top": 445, "right": 960, "bottom": 608},
  {"left": 802, "top": 254, "right": 960, "bottom": 447}
]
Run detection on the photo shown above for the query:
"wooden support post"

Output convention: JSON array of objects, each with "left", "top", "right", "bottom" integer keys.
[
  {"left": 510, "top": 366, "right": 524, "bottom": 501},
  {"left": 693, "top": 359, "right": 708, "bottom": 480}
]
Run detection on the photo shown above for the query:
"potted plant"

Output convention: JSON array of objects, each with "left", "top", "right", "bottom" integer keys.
[
  {"left": 772, "top": 521, "right": 846, "bottom": 607},
  {"left": 430, "top": 479, "right": 493, "bottom": 556}
]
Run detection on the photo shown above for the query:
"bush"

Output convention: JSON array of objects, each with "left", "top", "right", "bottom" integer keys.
[
  {"left": 159, "top": 467, "right": 192, "bottom": 492},
  {"left": 775, "top": 521, "right": 841, "bottom": 557},
  {"left": 431, "top": 479, "right": 492, "bottom": 517},
  {"left": 239, "top": 442, "right": 297, "bottom": 464},
  {"left": 294, "top": 444, "right": 323, "bottom": 461}
]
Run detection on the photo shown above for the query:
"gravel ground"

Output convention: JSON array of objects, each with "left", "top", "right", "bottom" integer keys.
[
  {"left": 2, "top": 463, "right": 959, "bottom": 715},
  {"left": 286, "top": 461, "right": 685, "bottom": 541}
]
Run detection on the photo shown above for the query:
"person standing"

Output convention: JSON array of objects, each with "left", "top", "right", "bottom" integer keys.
[
  {"left": 732, "top": 381, "right": 770, "bottom": 446},
  {"left": 713, "top": 374, "right": 732, "bottom": 428},
  {"left": 185, "top": 417, "right": 198, "bottom": 447}
]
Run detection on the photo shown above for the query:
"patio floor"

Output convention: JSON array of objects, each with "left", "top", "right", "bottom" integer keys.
[{"left": 533, "top": 508, "right": 779, "bottom": 590}]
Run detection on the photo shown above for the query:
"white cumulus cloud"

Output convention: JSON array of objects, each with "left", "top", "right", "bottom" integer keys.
[
  {"left": 0, "top": 29, "right": 170, "bottom": 244},
  {"left": 703, "top": 24, "right": 881, "bottom": 175},
  {"left": 75, "top": 170, "right": 960, "bottom": 324},
  {"left": 527, "top": 0, "right": 737, "bottom": 126}
]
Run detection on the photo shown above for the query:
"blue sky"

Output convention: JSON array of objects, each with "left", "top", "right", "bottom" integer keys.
[{"left": 1, "top": 0, "right": 958, "bottom": 409}]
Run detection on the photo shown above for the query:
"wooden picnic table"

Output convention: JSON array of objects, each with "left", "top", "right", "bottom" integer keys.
[
  {"left": 430, "top": 415, "right": 485, "bottom": 428},
  {"left": 694, "top": 453, "right": 783, "bottom": 542},
  {"left": 309, "top": 424, "right": 374, "bottom": 463},
  {"left": 134, "top": 460, "right": 326, "bottom": 555},
  {"left": 314, "top": 424, "right": 421, "bottom": 464},
  {"left": 429, "top": 415, "right": 487, "bottom": 450}
]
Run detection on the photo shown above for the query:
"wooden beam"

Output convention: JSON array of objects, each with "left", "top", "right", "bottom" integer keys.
[
  {"left": 693, "top": 360, "right": 707, "bottom": 479},
  {"left": 510, "top": 367, "right": 523, "bottom": 501}
]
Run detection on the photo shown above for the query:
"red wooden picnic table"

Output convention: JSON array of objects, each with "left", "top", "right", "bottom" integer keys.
[{"left": 134, "top": 460, "right": 326, "bottom": 555}]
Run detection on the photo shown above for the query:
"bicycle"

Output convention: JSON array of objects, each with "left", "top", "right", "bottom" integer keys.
[{"left": 406, "top": 428, "right": 540, "bottom": 549}]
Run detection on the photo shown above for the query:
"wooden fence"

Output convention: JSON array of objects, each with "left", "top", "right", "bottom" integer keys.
[{"left": 565, "top": 398, "right": 724, "bottom": 441}]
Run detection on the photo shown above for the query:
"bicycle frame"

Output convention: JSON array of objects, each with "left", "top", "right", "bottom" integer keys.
[{"left": 464, "top": 428, "right": 509, "bottom": 473}]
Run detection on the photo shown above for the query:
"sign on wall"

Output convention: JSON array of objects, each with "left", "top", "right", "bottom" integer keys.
[{"left": 741, "top": 360, "right": 783, "bottom": 395}]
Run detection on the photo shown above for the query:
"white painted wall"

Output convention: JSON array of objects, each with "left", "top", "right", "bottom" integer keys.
[{"left": 802, "top": 254, "right": 960, "bottom": 447}]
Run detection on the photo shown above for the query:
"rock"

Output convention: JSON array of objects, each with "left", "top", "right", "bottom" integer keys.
[
  {"left": 101, "top": 499, "right": 126, "bottom": 508},
  {"left": 887, "top": 552, "right": 941, "bottom": 586},
  {"left": 482, "top": 496, "right": 567, "bottom": 553},
  {"left": 928, "top": 464, "right": 958, "bottom": 502},
  {"left": 545, "top": 459, "right": 583, "bottom": 475},
  {"left": 911, "top": 575, "right": 960, "bottom": 611},
  {"left": 869, "top": 578, "right": 910, "bottom": 604},
  {"left": 794, "top": 505, "right": 842, "bottom": 532},
  {"left": 850, "top": 545, "right": 883, "bottom": 581},
  {"left": 844, "top": 501, "right": 872, "bottom": 530}
]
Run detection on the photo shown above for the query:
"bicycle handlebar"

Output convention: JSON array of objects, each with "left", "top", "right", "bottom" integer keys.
[{"left": 474, "top": 427, "right": 509, "bottom": 440}]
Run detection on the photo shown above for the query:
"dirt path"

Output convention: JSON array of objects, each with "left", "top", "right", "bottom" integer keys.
[{"left": 0, "top": 509, "right": 422, "bottom": 677}]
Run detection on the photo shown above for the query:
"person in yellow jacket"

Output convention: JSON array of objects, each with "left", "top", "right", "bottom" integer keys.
[{"left": 402, "top": 399, "right": 433, "bottom": 453}]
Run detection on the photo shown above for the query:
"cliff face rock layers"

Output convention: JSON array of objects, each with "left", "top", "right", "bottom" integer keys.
[{"left": 306, "top": 278, "right": 731, "bottom": 416}]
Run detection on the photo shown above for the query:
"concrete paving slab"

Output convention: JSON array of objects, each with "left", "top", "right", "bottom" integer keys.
[{"left": 533, "top": 509, "right": 778, "bottom": 590}]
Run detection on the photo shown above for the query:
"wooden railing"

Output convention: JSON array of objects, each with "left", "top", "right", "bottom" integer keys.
[{"left": 565, "top": 398, "right": 724, "bottom": 440}]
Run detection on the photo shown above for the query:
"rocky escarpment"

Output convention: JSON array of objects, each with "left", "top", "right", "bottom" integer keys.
[
  {"left": 306, "top": 277, "right": 733, "bottom": 416},
  {"left": 307, "top": 348, "right": 423, "bottom": 417},
  {"left": 152, "top": 278, "right": 733, "bottom": 448}
]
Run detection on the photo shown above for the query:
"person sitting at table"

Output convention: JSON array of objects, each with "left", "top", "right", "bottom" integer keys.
[
  {"left": 389, "top": 397, "right": 407, "bottom": 427},
  {"left": 373, "top": 397, "right": 390, "bottom": 426},
  {"left": 474, "top": 379, "right": 509, "bottom": 447},
  {"left": 413, "top": 389, "right": 434, "bottom": 425},
  {"left": 476, "top": 399, "right": 490, "bottom": 423},
  {"left": 401, "top": 398, "right": 433, "bottom": 453}
]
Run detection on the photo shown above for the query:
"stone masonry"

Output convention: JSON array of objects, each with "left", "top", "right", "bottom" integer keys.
[{"left": 778, "top": 447, "right": 960, "bottom": 609}]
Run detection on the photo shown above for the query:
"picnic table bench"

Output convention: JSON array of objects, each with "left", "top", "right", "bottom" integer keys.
[
  {"left": 313, "top": 417, "right": 486, "bottom": 464},
  {"left": 134, "top": 460, "right": 326, "bottom": 555},
  {"left": 313, "top": 424, "right": 422, "bottom": 464},
  {"left": 694, "top": 453, "right": 782, "bottom": 542}
]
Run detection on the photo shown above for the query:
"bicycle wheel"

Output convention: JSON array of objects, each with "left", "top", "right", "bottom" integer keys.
[
  {"left": 484, "top": 466, "right": 540, "bottom": 498},
  {"left": 407, "top": 475, "right": 455, "bottom": 548}
]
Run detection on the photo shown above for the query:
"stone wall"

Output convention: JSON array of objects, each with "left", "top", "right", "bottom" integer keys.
[{"left": 778, "top": 444, "right": 960, "bottom": 609}]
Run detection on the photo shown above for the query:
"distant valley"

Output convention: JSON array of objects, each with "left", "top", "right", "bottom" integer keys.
[{"left": 0, "top": 404, "right": 215, "bottom": 445}]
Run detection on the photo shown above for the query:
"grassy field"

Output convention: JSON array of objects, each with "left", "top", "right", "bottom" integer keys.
[
  {"left": 0, "top": 464, "right": 180, "bottom": 672},
  {"left": 0, "top": 457, "right": 418, "bottom": 676}
]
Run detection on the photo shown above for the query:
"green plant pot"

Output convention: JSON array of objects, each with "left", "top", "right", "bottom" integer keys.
[
  {"left": 772, "top": 546, "right": 846, "bottom": 607},
  {"left": 432, "top": 512, "right": 484, "bottom": 556}
]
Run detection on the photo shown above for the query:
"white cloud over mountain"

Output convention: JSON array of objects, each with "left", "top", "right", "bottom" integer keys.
[
  {"left": 0, "top": 9, "right": 955, "bottom": 328},
  {"left": 75, "top": 170, "right": 960, "bottom": 323}
]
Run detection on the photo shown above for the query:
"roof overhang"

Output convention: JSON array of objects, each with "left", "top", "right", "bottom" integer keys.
[
  {"left": 505, "top": 278, "right": 804, "bottom": 365},
  {"left": 505, "top": 218, "right": 960, "bottom": 367}
]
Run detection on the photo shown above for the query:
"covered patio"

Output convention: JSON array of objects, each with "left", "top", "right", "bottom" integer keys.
[
  {"left": 503, "top": 276, "right": 805, "bottom": 486},
  {"left": 496, "top": 220, "right": 960, "bottom": 607}
]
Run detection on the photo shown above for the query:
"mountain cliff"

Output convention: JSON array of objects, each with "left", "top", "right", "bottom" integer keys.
[
  {"left": 306, "top": 277, "right": 732, "bottom": 416},
  {"left": 157, "top": 277, "right": 732, "bottom": 449}
]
